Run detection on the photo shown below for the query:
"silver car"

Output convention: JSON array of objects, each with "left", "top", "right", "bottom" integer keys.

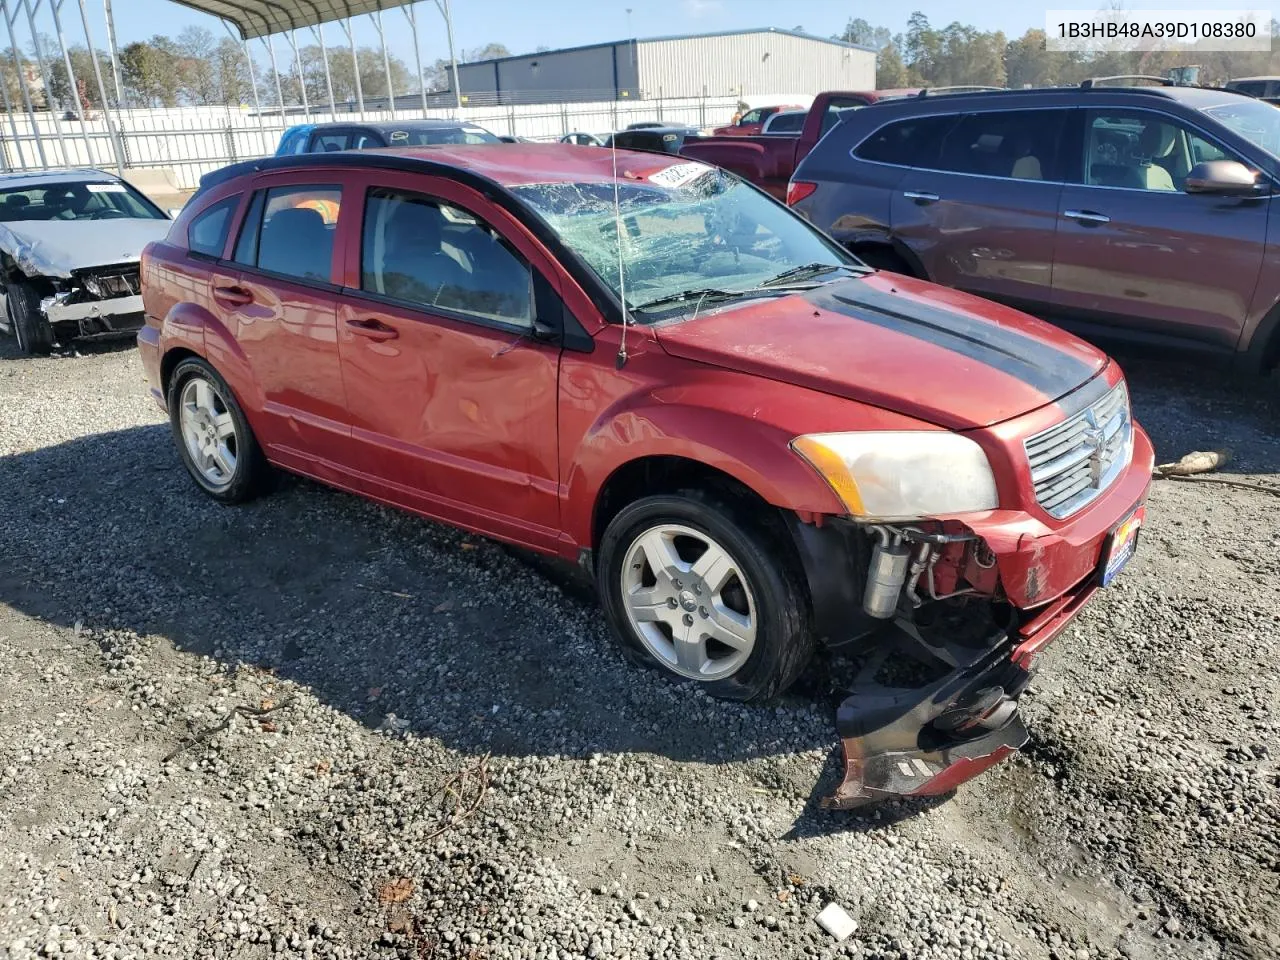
[{"left": 0, "top": 168, "right": 171, "bottom": 355}]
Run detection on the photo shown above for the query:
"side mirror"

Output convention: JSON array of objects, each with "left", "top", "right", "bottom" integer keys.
[
  {"left": 530, "top": 316, "right": 559, "bottom": 343},
  {"left": 1184, "top": 160, "right": 1266, "bottom": 196}
]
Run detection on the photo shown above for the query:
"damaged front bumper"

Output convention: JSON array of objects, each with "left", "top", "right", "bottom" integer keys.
[
  {"left": 42, "top": 292, "right": 144, "bottom": 329},
  {"left": 39, "top": 264, "right": 145, "bottom": 339},
  {"left": 819, "top": 425, "right": 1154, "bottom": 809}
]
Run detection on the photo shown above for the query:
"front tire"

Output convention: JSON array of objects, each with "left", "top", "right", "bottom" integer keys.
[
  {"left": 6, "top": 280, "right": 54, "bottom": 355},
  {"left": 598, "top": 491, "right": 813, "bottom": 702},
  {"left": 168, "top": 357, "right": 271, "bottom": 504}
]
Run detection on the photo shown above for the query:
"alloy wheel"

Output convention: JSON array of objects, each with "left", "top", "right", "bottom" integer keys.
[
  {"left": 620, "top": 522, "right": 757, "bottom": 681},
  {"left": 179, "top": 376, "right": 238, "bottom": 490}
]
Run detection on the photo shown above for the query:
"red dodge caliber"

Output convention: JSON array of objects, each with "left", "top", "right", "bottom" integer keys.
[{"left": 138, "top": 145, "right": 1153, "bottom": 807}]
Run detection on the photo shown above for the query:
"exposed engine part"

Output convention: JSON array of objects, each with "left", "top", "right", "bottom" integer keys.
[
  {"left": 863, "top": 526, "right": 911, "bottom": 618},
  {"left": 925, "top": 552, "right": 978, "bottom": 602},
  {"left": 823, "top": 617, "right": 1033, "bottom": 810},
  {"left": 904, "top": 542, "right": 932, "bottom": 608}
]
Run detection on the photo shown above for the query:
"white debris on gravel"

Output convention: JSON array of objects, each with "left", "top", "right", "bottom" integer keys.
[
  {"left": 0, "top": 341, "right": 1277, "bottom": 960},
  {"left": 815, "top": 902, "right": 858, "bottom": 941}
]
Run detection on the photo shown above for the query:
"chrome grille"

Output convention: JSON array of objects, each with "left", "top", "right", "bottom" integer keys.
[{"left": 1024, "top": 381, "right": 1132, "bottom": 519}]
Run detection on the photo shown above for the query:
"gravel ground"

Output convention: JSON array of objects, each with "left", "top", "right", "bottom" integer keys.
[{"left": 0, "top": 337, "right": 1276, "bottom": 960}]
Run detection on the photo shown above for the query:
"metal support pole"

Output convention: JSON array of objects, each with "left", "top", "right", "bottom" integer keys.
[
  {"left": 404, "top": 3, "right": 427, "bottom": 115},
  {"left": 265, "top": 34, "right": 285, "bottom": 119},
  {"left": 0, "top": 1, "right": 34, "bottom": 165},
  {"left": 285, "top": 30, "right": 308, "bottom": 119},
  {"left": 51, "top": 0, "right": 93, "bottom": 164},
  {"left": 373, "top": 10, "right": 393, "bottom": 115},
  {"left": 24, "top": 0, "right": 72, "bottom": 165},
  {"left": 4, "top": 0, "right": 45, "bottom": 164},
  {"left": 0, "top": 42, "right": 24, "bottom": 167},
  {"left": 102, "top": 0, "right": 122, "bottom": 106},
  {"left": 435, "top": 0, "right": 462, "bottom": 112},
  {"left": 310, "top": 24, "right": 334, "bottom": 116},
  {"left": 222, "top": 19, "right": 262, "bottom": 120},
  {"left": 75, "top": 0, "right": 123, "bottom": 173},
  {"left": 341, "top": 18, "right": 364, "bottom": 118}
]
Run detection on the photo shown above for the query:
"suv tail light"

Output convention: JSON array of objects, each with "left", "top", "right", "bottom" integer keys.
[{"left": 787, "top": 180, "right": 817, "bottom": 207}]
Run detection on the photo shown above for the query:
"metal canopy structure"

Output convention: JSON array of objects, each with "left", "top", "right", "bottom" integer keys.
[
  {"left": 172, "top": 0, "right": 413, "bottom": 40},
  {"left": 166, "top": 0, "right": 464, "bottom": 113}
]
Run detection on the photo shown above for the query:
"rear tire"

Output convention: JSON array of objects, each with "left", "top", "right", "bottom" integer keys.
[
  {"left": 6, "top": 280, "right": 54, "bottom": 355},
  {"left": 168, "top": 356, "right": 271, "bottom": 504},
  {"left": 597, "top": 491, "right": 814, "bottom": 702}
]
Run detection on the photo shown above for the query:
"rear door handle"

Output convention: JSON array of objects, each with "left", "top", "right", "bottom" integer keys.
[
  {"left": 346, "top": 317, "right": 399, "bottom": 342},
  {"left": 903, "top": 190, "right": 940, "bottom": 203},
  {"left": 212, "top": 284, "right": 253, "bottom": 306},
  {"left": 1064, "top": 209, "right": 1111, "bottom": 225}
]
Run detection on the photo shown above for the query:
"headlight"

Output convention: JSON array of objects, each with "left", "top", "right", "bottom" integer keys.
[{"left": 791, "top": 431, "right": 999, "bottom": 520}]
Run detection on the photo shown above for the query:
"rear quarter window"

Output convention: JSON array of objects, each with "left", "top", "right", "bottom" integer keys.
[
  {"left": 187, "top": 195, "right": 240, "bottom": 258},
  {"left": 854, "top": 114, "right": 957, "bottom": 167}
]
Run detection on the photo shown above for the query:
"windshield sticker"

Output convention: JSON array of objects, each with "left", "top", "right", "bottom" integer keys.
[
  {"left": 389, "top": 130, "right": 410, "bottom": 142},
  {"left": 663, "top": 134, "right": 678, "bottom": 142},
  {"left": 86, "top": 183, "right": 127, "bottom": 193},
  {"left": 648, "top": 161, "right": 714, "bottom": 190}
]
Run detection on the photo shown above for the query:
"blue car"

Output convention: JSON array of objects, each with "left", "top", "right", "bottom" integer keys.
[{"left": 274, "top": 124, "right": 316, "bottom": 156}]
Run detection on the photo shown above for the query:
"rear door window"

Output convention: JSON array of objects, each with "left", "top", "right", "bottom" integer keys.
[
  {"left": 854, "top": 114, "right": 958, "bottom": 167},
  {"left": 934, "top": 110, "right": 1068, "bottom": 180},
  {"left": 766, "top": 112, "right": 805, "bottom": 134},
  {"left": 235, "top": 184, "right": 342, "bottom": 283},
  {"left": 187, "top": 195, "right": 240, "bottom": 258}
]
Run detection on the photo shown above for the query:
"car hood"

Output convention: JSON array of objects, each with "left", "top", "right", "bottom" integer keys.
[
  {"left": 653, "top": 272, "right": 1109, "bottom": 430},
  {"left": 0, "top": 219, "right": 170, "bottom": 278}
]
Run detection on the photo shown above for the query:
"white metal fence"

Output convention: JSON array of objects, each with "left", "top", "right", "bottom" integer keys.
[{"left": 0, "top": 95, "right": 742, "bottom": 190}]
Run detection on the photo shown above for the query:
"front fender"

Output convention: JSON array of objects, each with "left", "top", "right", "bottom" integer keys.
[{"left": 561, "top": 398, "right": 846, "bottom": 548}]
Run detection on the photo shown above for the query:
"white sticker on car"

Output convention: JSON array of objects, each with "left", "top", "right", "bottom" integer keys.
[
  {"left": 648, "top": 161, "right": 713, "bottom": 189},
  {"left": 85, "top": 183, "right": 127, "bottom": 193}
]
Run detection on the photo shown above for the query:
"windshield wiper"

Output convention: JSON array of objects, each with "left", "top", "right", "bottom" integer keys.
[
  {"left": 632, "top": 288, "right": 747, "bottom": 313},
  {"left": 759, "top": 262, "right": 854, "bottom": 287}
]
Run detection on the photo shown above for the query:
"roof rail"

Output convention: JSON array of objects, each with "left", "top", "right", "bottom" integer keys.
[
  {"left": 1081, "top": 75, "right": 1173, "bottom": 89},
  {"left": 916, "top": 85, "right": 1007, "bottom": 98}
]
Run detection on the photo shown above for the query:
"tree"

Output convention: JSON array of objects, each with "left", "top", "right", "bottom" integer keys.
[
  {"left": 837, "top": 17, "right": 892, "bottom": 52},
  {"left": 876, "top": 43, "right": 912, "bottom": 88},
  {"left": 120, "top": 36, "right": 181, "bottom": 106},
  {"left": 46, "top": 43, "right": 115, "bottom": 112},
  {"left": 175, "top": 26, "right": 217, "bottom": 104}
]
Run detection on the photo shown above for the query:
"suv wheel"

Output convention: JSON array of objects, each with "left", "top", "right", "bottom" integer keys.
[
  {"left": 168, "top": 357, "right": 271, "bottom": 503},
  {"left": 598, "top": 492, "right": 813, "bottom": 702},
  {"left": 6, "top": 280, "right": 54, "bottom": 355}
]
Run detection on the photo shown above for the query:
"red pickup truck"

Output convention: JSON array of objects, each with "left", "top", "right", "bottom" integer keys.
[{"left": 682, "top": 91, "right": 907, "bottom": 201}]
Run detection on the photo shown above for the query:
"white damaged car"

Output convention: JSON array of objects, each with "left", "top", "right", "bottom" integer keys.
[{"left": 0, "top": 168, "right": 172, "bottom": 355}]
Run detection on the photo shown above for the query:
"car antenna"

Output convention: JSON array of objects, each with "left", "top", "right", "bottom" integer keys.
[{"left": 611, "top": 135, "right": 630, "bottom": 370}]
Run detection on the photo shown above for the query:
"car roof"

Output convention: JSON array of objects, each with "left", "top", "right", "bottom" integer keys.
[
  {"left": 857, "top": 84, "right": 1256, "bottom": 115},
  {"left": 202, "top": 143, "right": 702, "bottom": 192},
  {"left": 615, "top": 125, "right": 698, "bottom": 134},
  {"left": 0, "top": 167, "right": 120, "bottom": 189},
  {"left": 311, "top": 119, "right": 484, "bottom": 132},
  {"left": 1227, "top": 76, "right": 1280, "bottom": 82}
]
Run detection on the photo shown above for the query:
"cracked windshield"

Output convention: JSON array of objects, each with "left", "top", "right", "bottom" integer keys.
[{"left": 513, "top": 163, "right": 851, "bottom": 319}]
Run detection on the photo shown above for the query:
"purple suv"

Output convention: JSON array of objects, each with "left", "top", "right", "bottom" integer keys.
[{"left": 789, "top": 84, "right": 1280, "bottom": 373}]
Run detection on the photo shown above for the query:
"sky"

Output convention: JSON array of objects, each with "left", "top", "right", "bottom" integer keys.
[{"left": 74, "top": 0, "right": 1237, "bottom": 68}]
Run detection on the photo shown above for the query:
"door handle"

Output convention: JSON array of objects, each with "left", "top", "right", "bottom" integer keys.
[
  {"left": 212, "top": 284, "right": 253, "bottom": 306},
  {"left": 1064, "top": 209, "right": 1111, "bottom": 225},
  {"left": 903, "top": 190, "right": 940, "bottom": 203},
  {"left": 345, "top": 317, "right": 399, "bottom": 342}
]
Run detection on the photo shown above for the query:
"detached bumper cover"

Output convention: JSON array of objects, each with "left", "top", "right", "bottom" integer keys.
[{"left": 822, "top": 425, "right": 1154, "bottom": 809}]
